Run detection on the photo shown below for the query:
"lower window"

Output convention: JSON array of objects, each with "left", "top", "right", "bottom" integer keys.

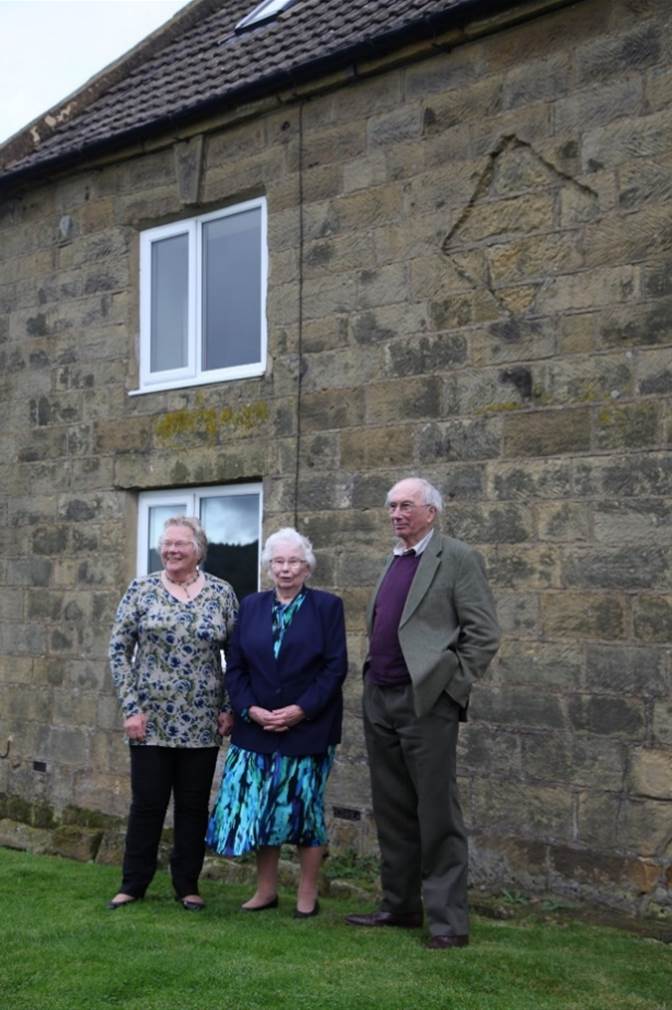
[{"left": 137, "top": 484, "right": 262, "bottom": 600}]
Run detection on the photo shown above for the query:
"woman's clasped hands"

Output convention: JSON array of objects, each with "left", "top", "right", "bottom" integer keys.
[{"left": 249, "top": 704, "right": 305, "bottom": 732}]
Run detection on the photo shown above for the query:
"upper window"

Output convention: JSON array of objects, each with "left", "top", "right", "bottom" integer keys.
[
  {"left": 136, "top": 197, "right": 267, "bottom": 394},
  {"left": 137, "top": 483, "right": 262, "bottom": 601},
  {"left": 235, "top": 0, "right": 293, "bottom": 32}
]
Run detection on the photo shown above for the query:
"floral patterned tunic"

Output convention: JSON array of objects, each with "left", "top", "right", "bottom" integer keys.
[{"left": 108, "top": 572, "right": 238, "bottom": 748}]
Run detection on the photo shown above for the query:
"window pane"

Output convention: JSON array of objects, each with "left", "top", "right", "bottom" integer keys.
[
  {"left": 202, "top": 208, "right": 261, "bottom": 371},
  {"left": 151, "top": 234, "right": 189, "bottom": 373},
  {"left": 147, "top": 503, "right": 187, "bottom": 573},
  {"left": 200, "top": 494, "right": 259, "bottom": 600}
]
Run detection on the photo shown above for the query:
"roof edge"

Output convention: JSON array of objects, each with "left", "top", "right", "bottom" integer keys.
[
  {"left": 0, "top": 0, "right": 580, "bottom": 192},
  {"left": 0, "top": 0, "right": 219, "bottom": 170}
]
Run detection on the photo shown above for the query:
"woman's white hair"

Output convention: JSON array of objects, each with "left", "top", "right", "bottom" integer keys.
[{"left": 261, "top": 527, "right": 316, "bottom": 573}]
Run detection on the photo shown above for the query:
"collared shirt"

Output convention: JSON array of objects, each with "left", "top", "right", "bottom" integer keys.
[{"left": 392, "top": 527, "right": 435, "bottom": 557}]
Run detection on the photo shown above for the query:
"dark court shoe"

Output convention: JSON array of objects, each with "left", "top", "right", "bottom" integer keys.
[
  {"left": 425, "top": 934, "right": 469, "bottom": 950},
  {"left": 241, "top": 896, "right": 279, "bottom": 912},
  {"left": 177, "top": 896, "right": 205, "bottom": 911},
  {"left": 293, "top": 900, "right": 320, "bottom": 919},
  {"left": 345, "top": 910, "right": 422, "bottom": 929},
  {"left": 106, "top": 895, "right": 141, "bottom": 910}
]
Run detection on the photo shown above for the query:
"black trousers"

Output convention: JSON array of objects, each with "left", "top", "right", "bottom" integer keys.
[
  {"left": 120, "top": 746, "right": 219, "bottom": 899},
  {"left": 363, "top": 681, "right": 468, "bottom": 937}
]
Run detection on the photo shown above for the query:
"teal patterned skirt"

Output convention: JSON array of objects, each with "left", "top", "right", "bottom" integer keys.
[{"left": 206, "top": 744, "right": 336, "bottom": 855}]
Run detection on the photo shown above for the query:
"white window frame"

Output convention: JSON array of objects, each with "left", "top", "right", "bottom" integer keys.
[
  {"left": 136, "top": 483, "right": 263, "bottom": 587},
  {"left": 133, "top": 197, "right": 268, "bottom": 395}
]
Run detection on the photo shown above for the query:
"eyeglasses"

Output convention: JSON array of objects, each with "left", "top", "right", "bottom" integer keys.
[
  {"left": 160, "top": 540, "right": 196, "bottom": 550},
  {"left": 386, "top": 501, "right": 431, "bottom": 515},
  {"left": 270, "top": 558, "right": 306, "bottom": 569}
]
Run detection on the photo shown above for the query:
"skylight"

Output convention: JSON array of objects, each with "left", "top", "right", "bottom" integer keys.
[{"left": 235, "top": 0, "right": 293, "bottom": 32}]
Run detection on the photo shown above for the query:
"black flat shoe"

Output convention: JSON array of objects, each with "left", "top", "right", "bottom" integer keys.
[
  {"left": 106, "top": 895, "right": 140, "bottom": 910},
  {"left": 293, "top": 900, "right": 320, "bottom": 919},
  {"left": 241, "top": 896, "right": 279, "bottom": 912},
  {"left": 177, "top": 897, "right": 205, "bottom": 911}
]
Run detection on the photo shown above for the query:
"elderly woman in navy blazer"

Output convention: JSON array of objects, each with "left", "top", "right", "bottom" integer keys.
[{"left": 207, "top": 527, "right": 347, "bottom": 918}]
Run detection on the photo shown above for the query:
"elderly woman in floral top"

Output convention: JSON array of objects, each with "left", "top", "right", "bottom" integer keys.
[{"left": 107, "top": 516, "right": 238, "bottom": 911}]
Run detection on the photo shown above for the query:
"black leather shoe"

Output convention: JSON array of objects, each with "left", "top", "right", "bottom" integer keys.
[
  {"left": 425, "top": 934, "right": 469, "bottom": 949},
  {"left": 293, "top": 900, "right": 319, "bottom": 919},
  {"left": 179, "top": 898, "right": 205, "bottom": 911},
  {"left": 241, "top": 896, "right": 279, "bottom": 912},
  {"left": 106, "top": 895, "right": 140, "bottom": 910},
  {"left": 345, "top": 910, "right": 422, "bottom": 929}
]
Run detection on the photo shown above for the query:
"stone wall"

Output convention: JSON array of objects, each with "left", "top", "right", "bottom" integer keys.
[{"left": 1, "top": 0, "right": 671, "bottom": 915}]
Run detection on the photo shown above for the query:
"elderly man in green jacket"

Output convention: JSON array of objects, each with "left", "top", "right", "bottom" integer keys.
[{"left": 346, "top": 476, "right": 500, "bottom": 949}]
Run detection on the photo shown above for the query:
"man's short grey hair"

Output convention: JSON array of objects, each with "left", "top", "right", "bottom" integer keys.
[
  {"left": 386, "top": 477, "right": 443, "bottom": 513},
  {"left": 261, "top": 527, "right": 316, "bottom": 573}
]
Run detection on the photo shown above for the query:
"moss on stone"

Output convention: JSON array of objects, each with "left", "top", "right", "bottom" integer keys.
[{"left": 155, "top": 395, "right": 269, "bottom": 444}]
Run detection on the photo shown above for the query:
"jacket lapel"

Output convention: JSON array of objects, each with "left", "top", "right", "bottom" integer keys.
[
  {"left": 399, "top": 532, "right": 442, "bottom": 628},
  {"left": 257, "top": 591, "right": 276, "bottom": 670}
]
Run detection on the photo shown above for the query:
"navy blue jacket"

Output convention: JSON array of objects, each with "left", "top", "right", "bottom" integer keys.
[{"left": 226, "top": 587, "right": 348, "bottom": 756}]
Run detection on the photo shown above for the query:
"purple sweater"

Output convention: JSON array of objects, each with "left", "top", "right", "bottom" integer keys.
[{"left": 367, "top": 552, "right": 421, "bottom": 686}]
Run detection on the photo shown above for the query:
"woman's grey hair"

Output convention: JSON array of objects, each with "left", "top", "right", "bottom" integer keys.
[
  {"left": 386, "top": 477, "right": 443, "bottom": 513},
  {"left": 159, "top": 516, "right": 208, "bottom": 562},
  {"left": 261, "top": 527, "right": 316, "bottom": 574}
]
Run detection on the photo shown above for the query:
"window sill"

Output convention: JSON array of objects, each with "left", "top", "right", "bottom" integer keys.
[{"left": 128, "top": 365, "right": 266, "bottom": 396}]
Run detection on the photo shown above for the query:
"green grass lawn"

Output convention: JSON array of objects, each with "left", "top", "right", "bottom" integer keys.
[{"left": 1, "top": 847, "right": 670, "bottom": 1010}]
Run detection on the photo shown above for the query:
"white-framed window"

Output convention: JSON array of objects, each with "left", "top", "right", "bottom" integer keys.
[
  {"left": 137, "top": 483, "right": 262, "bottom": 600},
  {"left": 134, "top": 197, "right": 267, "bottom": 395},
  {"left": 236, "top": 0, "right": 293, "bottom": 32}
]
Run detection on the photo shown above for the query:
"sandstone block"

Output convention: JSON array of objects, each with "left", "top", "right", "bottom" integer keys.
[
  {"left": 488, "top": 460, "right": 572, "bottom": 501},
  {"left": 652, "top": 701, "right": 672, "bottom": 746},
  {"left": 629, "top": 749, "right": 672, "bottom": 800},
  {"left": 541, "top": 591, "right": 625, "bottom": 639},
  {"left": 637, "top": 346, "right": 672, "bottom": 396},
  {"left": 553, "top": 76, "right": 644, "bottom": 133},
  {"left": 594, "top": 402, "right": 659, "bottom": 451},
  {"left": 535, "top": 266, "right": 638, "bottom": 314},
  {"left": 582, "top": 107, "right": 671, "bottom": 172},
  {"left": 502, "top": 53, "right": 570, "bottom": 110},
  {"left": 633, "top": 595, "right": 672, "bottom": 642},
  {"left": 573, "top": 453, "right": 672, "bottom": 498},
  {"left": 364, "top": 376, "right": 441, "bottom": 425},
  {"left": 333, "top": 183, "right": 403, "bottom": 232},
  {"left": 340, "top": 426, "right": 414, "bottom": 469},
  {"left": 618, "top": 798, "right": 672, "bottom": 855},
  {"left": 471, "top": 686, "right": 564, "bottom": 731},
  {"left": 458, "top": 721, "right": 521, "bottom": 774},
  {"left": 484, "top": 545, "right": 560, "bottom": 590},
  {"left": 50, "top": 824, "right": 103, "bottom": 862},
  {"left": 356, "top": 262, "right": 409, "bottom": 310},
  {"left": 562, "top": 546, "right": 670, "bottom": 591},
  {"left": 585, "top": 643, "right": 668, "bottom": 697},
  {"left": 416, "top": 417, "right": 501, "bottom": 463},
  {"left": 503, "top": 409, "right": 591, "bottom": 457},
  {"left": 536, "top": 502, "right": 590, "bottom": 542},
  {"left": 470, "top": 779, "right": 573, "bottom": 841},
  {"left": 444, "top": 502, "right": 532, "bottom": 544},
  {"left": 95, "top": 829, "right": 126, "bottom": 866},
  {"left": 494, "top": 591, "right": 539, "bottom": 636},
  {"left": 568, "top": 695, "right": 645, "bottom": 738},
  {"left": 367, "top": 105, "right": 422, "bottom": 147},
  {"left": 496, "top": 640, "right": 582, "bottom": 689},
  {"left": 523, "top": 736, "right": 627, "bottom": 792},
  {"left": 576, "top": 23, "right": 661, "bottom": 88},
  {"left": 0, "top": 818, "right": 52, "bottom": 854}
]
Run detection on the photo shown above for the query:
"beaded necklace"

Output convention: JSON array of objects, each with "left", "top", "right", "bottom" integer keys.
[{"left": 164, "top": 569, "right": 200, "bottom": 599}]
